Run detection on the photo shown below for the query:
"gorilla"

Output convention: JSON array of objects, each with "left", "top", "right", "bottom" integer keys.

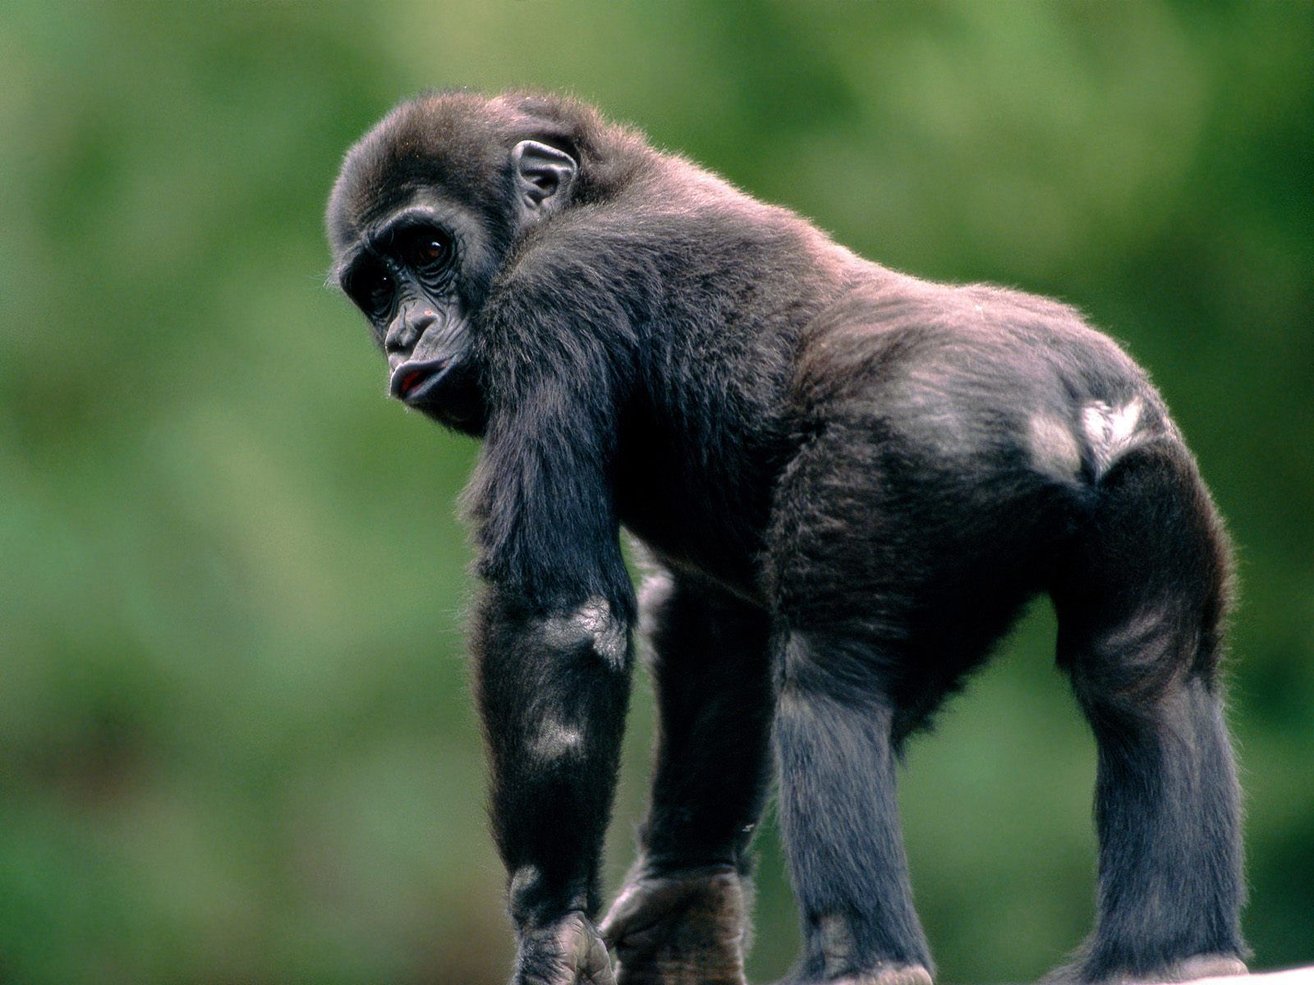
[{"left": 326, "top": 90, "right": 1246, "bottom": 985}]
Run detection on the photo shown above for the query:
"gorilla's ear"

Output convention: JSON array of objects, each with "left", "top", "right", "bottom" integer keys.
[{"left": 512, "top": 140, "right": 577, "bottom": 215}]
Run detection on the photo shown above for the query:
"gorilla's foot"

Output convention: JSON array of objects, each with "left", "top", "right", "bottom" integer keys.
[
  {"left": 778, "top": 963, "right": 933, "bottom": 985},
  {"left": 600, "top": 865, "right": 750, "bottom": 985},
  {"left": 835, "top": 964, "right": 935, "bottom": 985},
  {"left": 1043, "top": 952, "right": 1248, "bottom": 984},
  {"left": 1153, "top": 955, "right": 1249, "bottom": 982}
]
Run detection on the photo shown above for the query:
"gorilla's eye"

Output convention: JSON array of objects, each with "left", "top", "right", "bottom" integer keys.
[
  {"left": 401, "top": 228, "right": 453, "bottom": 275},
  {"left": 347, "top": 261, "right": 395, "bottom": 318}
]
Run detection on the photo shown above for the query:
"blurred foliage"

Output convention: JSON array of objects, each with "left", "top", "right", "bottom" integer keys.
[{"left": 0, "top": 1, "right": 1311, "bottom": 983}]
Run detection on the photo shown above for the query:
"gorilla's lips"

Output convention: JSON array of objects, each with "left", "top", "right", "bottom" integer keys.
[
  {"left": 388, "top": 356, "right": 484, "bottom": 433},
  {"left": 390, "top": 358, "right": 449, "bottom": 405}
]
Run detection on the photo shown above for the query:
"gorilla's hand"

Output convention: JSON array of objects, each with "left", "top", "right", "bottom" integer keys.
[{"left": 514, "top": 912, "right": 614, "bottom": 985}]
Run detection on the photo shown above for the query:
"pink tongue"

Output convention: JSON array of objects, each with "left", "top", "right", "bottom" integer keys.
[{"left": 402, "top": 371, "right": 424, "bottom": 394}]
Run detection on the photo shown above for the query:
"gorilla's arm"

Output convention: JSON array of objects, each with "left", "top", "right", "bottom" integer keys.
[{"left": 467, "top": 322, "right": 637, "bottom": 982}]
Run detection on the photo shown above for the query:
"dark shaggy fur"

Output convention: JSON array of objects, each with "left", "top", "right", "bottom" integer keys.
[{"left": 327, "top": 91, "right": 1246, "bottom": 985}]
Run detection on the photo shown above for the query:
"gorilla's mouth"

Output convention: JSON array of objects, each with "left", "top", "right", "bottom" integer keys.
[{"left": 390, "top": 358, "right": 449, "bottom": 405}]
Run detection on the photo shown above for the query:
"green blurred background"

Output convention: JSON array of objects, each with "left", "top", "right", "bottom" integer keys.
[{"left": 1, "top": 2, "right": 1311, "bottom": 983}]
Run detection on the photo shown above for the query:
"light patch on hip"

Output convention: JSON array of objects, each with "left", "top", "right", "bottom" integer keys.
[
  {"left": 1082, "top": 397, "right": 1145, "bottom": 475},
  {"left": 540, "top": 596, "right": 628, "bottom": 668},
  {"left": 1028, "top": 413, "right": 1083, "bottom": 478}
]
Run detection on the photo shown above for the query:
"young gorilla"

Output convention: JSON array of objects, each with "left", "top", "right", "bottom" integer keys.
[{"left": 326, "top": 91, "right": 1246, "bottom": 985}]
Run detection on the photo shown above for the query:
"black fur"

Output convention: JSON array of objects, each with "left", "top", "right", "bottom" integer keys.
[{"left": 327, "top": 91, "right": 1245, "bottom": 985}]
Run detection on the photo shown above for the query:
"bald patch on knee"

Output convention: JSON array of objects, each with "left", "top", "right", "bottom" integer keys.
[
  {"left": 540, "top": 596, "right": 628, "bottom": 668},
  {"left": 531, "top": 719, "right": 586, "bottom": 761}
]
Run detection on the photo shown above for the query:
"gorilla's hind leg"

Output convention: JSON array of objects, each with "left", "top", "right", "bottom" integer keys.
[
  {"left": 772, "top": 631, "right": 934, "bottom": 985},
  {"left": 1051, "top": 440, "right": 1246, "bottom": 983}
]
